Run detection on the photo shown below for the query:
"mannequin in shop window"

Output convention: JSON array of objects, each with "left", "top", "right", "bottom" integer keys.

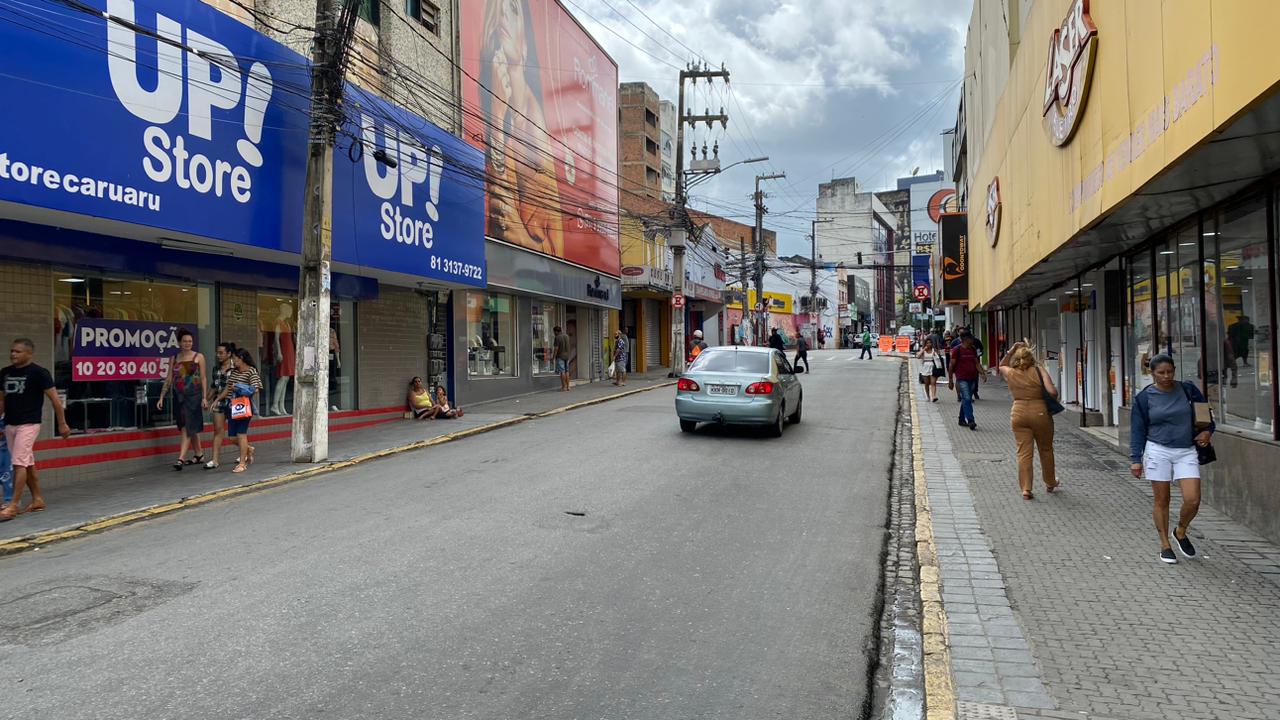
[{"left": 272, "top": 303, "right": 295, "bottom": 415}]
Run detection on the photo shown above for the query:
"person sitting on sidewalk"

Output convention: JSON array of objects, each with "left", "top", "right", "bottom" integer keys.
[
  {"left": 998, "top": 341, "right": 1060, "bottom": 500},
  {"left": 434, "top": 385, "right": 462, "bottom": 419},
  {"left": 408, "top": 377, "right": 439, "bottom": 420},
  {"left": 1130, "top": 354, "right": 1214, "bottom": 564}
]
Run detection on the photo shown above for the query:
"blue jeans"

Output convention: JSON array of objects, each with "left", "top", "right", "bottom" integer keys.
[{"left": 956, "top": 379, "right": 977, "bottom": 425}]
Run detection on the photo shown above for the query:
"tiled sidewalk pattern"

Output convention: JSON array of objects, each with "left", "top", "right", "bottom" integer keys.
[{"left": 917, "top": 374, "right": 1280, "bottom": 720}]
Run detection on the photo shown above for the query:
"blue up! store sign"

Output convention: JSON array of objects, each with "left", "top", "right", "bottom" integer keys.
[{"left": 0, "top": 0, "right": 485, "bottom": 287}]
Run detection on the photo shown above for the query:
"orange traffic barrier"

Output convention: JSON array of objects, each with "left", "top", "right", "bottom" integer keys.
[
  {"left": 895, "top": 335, "right": 911, "bottom": 353},
  {"left": 878, "top": 336, "right": 893, "bottom": 352}
]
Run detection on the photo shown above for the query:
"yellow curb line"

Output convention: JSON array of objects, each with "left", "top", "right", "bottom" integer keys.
[
  {"left": 910, "top": 383, "right": 956, "bottom": 720},
  {"left": 0, "top": 382, "right": 676, "bottom": 558}
]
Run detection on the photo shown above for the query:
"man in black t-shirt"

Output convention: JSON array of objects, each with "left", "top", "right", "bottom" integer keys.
[{"left": 0, "top": 338, "right": 71, "bottom": 521}]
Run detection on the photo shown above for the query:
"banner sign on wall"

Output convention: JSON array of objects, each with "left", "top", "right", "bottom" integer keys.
[
  {"left": 72, "top": 319, "right": 197, "bottom": 381},
  {"left": 461, "top": 0, "right": 621, "bottom": 276},
  {"left": 938, "top": 213, "right": 969, "bottom": 305},
  {"left": 0, "top": 0, "right": 487, "bottom": 288}
]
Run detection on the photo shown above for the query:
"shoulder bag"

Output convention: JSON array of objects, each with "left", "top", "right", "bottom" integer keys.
[
  {"left": 1179, "top": 383, "right": 1216, "bottom": 465},
  {"left": 1038, "top": 367, "right": 1065, "bottom": 415}
]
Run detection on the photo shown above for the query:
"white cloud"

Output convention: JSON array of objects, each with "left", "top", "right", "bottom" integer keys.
[{"left": 565, "top": 0, "right": 972, "bottom": 251}]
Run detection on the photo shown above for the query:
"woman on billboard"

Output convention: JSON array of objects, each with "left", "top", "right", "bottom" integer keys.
[{"left": 480, "top": 0, "right": 565, "bottom": 258}]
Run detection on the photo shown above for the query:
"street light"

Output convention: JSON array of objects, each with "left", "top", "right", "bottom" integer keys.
[{"left": 683, "top": 156, "right": 769, "bottom": 192}]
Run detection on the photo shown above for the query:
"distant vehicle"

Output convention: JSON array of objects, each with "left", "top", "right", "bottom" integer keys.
[
  {"left": 851, "top": 332, "right": 879, "bottom": 349},
  {"left": 674, "top": 346, "right": 804, "bottom": 437}
]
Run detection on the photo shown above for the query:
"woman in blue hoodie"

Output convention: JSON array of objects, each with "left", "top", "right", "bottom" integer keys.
[{"left": 1129, "top": 354, "right": 1215, "bottom": 564}]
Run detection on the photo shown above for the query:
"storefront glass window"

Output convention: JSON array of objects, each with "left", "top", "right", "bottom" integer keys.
[
  {"left": 54, "top": 273, "right": 214, "bottom": 432},
  {"left": 1157, "top": 226, "right": 1202, "bottom": 385},
  {"left": 467, "top": 292, "right": 515, "bottom": 377},
  {"left": 258, "top": 294, "right": 299, "bottom": 416},
  {"left": 1128, "top": 250, "right": 1156, "bottom": 394},
  {"left": 1206, "top": 195, "right": 1273, "bottom": 433},
  {"left": 329, "top": 300, "right": 357, "bottom": 411},
  {"left": 531, "top": 300, "right": 562, "bottom": 375}
]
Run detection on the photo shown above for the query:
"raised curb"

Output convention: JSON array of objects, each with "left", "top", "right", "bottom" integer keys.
[
  {"left": 0, "top": 382, "right": 675, "bottom": 557},
  {"left": 909, "top": 383, "right": 956, "bottom": 720}
]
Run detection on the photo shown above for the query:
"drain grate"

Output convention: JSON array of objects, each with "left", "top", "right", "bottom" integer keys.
[{"left": 957, "top": 701, "right": 1018, "bottom": 720}]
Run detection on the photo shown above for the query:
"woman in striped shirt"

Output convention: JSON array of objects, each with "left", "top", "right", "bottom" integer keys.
[{"left": 213, "top": 348, "right": 263, "bottom": 474}]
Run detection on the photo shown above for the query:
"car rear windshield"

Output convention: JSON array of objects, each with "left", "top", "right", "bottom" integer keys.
[{"left": 689, "top": 350, "right": 771, "bottom": 374}]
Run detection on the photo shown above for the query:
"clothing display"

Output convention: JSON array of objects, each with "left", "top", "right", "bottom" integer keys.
[{"left": 275, "top": 321, "right": 296, "bottom": 378}]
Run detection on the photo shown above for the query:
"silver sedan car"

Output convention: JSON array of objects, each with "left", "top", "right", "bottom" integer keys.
[{"left": 674, "top": 346, "right": 804, "bottom": 437}]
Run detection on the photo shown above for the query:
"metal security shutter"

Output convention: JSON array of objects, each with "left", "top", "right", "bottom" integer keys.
[{"left": 645, "top": 300, "right": 662, "bottom": 367}]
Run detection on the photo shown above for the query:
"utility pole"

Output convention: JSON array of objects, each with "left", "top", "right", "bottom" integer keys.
[
  {"left": 671, "top": 62, "right": 729, "bottom": 375},
  {"left": 292, "top": 0, "right": 359, "bottom": 463},
  {"left": 738, "top": 239, "right": 751, "bottom": 345},
  {"left": 753, "top": 172, "right": 785, "bottom": 345},
  {"left": 809, "top": 217, "right": 833, "bottom": 347}
]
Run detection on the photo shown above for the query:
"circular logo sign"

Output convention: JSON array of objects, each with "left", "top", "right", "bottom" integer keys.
[
  {"left": 986, "top": 177, "right": 1002, "bottom": 248},
  {"left": 1043, "top": 0, "right": 1098, "bottom": 146},
  {"left": 926, "top": 188, "right": 959, "bottom": 224},
  {"left": 914, "top": 284, "right": 930, "bottom": 300}
]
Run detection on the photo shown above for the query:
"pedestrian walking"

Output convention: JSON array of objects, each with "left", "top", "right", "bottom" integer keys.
[
  {"left": 553, "top": 325, "right": 572, "bottom": 392},
  {"left": 949, "top": 333, "right": 986, "bottom": 430},
  {"left": 793, "top": 331, "right": 810, "bottom": 373},
  {"left": 859, "top": 327, "right": 873, "bottom": 359},
  {"left": 998, "top": 342, "right": 1060, "bottom": 499},
  {"left": 213, "top": 348, "right": 263, "bottom": 474},
  {"left": 156, "top": 328, "right": 207, "bottom": 470},
  {"left": 204, "top": 341, "right": 236, "bottom": 469},
  {"left": 916, "top": 338, "right": 945, "bottom": 402},
  {"left": 1129, "top": 354, "right": 1214, "bottom": 564},
  {"left": 0, "top": 338, "right": 71, "bottom": 522},
  {"left": 612, "top": 330, "right": 628, "bottom": 386}
]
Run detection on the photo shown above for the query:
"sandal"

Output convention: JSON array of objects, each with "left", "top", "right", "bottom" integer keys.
[
  {"left": 192, "top": 454, "right": 204, "bottom": 464},
  {"left": 232, "top": 462, "right": 248, "bottom": 474},
  {"left": 204, "top": 460, "right": 219, "bottom": 470},
  {"left": 172, "top": 460, "right": 184, "bottom": 471},
  {"left": 1022, "top": 491, "right": 1034, "bottom": 500}
]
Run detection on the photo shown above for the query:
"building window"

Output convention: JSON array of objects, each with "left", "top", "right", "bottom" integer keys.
[
  {"left": 531, "top": 300, "right": 563, "bottom": 375},
  {"left": 467, "top": 292, "right": 515, "bottom": 377},
  {"left": 53, "top": 273, "right": 214, "bottom": 433},
  {"left": 406, "top": 0, "right": 438, "bottom": 34},
  {"left": 646, "top": 138, "right": 659, "bottom": 155},
  {"left": 1205, "top": 194, "right": 1273, "bottom": 433},
  {"left": 358, "top": 0, "right": 380, "bottom": 25},
  {"left": 1156, "top": 225, "right": 1202, "bottom": 386},
  {"left": 1128, "top": 249, "right": 1155, "bottom": 394}
]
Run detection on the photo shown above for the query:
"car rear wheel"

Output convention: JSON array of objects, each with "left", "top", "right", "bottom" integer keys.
[
  {"left": 679, "top": 419, "right": 697, "bottom": 433},
  {"left": 788, "top": 394, "right": 803, "bottom": 424},
  {"left": 767, "top": 403, "right": 785, "bottom": 438}
]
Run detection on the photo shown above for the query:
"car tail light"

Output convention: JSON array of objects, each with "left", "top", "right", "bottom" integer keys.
[
  {"left": 677, "top": 378, "right": 700, "bottom": 392},
  {"left": 745, "top": 381, "right": 774, "bottom": 395}
]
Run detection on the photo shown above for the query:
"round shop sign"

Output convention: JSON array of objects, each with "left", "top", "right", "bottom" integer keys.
[
  {"left": 672, "top": 293, "right": 685, "bottom": 309},
  {"left": 621, "top": 266, "right": 644, "bottom": 277},
  {"left": 986, "top": 176, "right": 1002, "bottom": 248},
  {"left": 1043, "top": 0, "right": 1098, "bottom": 146}
]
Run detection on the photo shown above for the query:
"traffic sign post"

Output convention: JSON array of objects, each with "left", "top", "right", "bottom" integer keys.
[
  {"left": 672, "top": 293, "right": 685, "bottom": 309},
  {"left": 913, "top": 284, "right": 930, "bottom": 301}
]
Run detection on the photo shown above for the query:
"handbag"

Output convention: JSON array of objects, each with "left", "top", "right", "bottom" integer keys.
[
  {"left": 1038, "top": 368, "right": 1065, "bottom": 415},
  {"left": 1179, "top": 383, "right": 1216, "bottom": 465},
  {"left": 229, "top": 396, "right": 253, "bottom": 420},
  {"left": 607, "top": 361, "right": 616, "bottom": 378}
]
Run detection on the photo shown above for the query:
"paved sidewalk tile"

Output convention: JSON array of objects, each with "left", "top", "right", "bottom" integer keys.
[{"left": 915, "top": 372, "right": 1280, "bottom": 720}]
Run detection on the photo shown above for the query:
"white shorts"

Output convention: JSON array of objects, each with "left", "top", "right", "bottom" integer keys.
[{"left": 1143, "top": 441, "right": 1200, "bottom": 482}]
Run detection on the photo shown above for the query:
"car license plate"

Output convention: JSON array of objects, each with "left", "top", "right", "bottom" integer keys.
[{"left": 707, "top": 384, "right": 738, "bottom": 396}]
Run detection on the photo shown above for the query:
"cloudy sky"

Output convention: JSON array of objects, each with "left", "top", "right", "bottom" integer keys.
[{"left": 566, "top": 0, "right": 973, "bottom": 257}]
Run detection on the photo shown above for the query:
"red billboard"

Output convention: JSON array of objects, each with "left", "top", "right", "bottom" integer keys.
[{"left": 461, "top": 0, "right": 620, "bottom": 276}]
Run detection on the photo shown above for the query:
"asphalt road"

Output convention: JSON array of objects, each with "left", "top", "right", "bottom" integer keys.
[{"left": 0, "top": 352, "right": 902, "bottom": 720}]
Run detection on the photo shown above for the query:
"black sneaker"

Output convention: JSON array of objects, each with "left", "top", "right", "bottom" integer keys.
[
  {"left": 1159, "top": 548, "right": 1178, "bottom": 564},
  {"left": 968, "top": 422, "right": 978, "bottom": 430},
  {"left": 1171, "top": 529, "right": 1197, "bottom": 559}
]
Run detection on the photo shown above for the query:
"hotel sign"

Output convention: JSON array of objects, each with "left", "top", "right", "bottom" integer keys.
[{"left": 1043, "top": 0, "right": 1098, "bottom": 146}]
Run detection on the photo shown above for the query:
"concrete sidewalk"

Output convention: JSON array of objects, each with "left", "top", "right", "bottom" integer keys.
[
  {"left": 1, "top": 373, "right": 674, "bottom": 549},
  {"left": 912, "top": 375, "right": 1280, "bottom": 720}
]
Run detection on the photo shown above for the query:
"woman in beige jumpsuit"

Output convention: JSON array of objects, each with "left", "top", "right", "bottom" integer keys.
[{"left": 998, "top": 342, "right": 1060, "bottom": 500}]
